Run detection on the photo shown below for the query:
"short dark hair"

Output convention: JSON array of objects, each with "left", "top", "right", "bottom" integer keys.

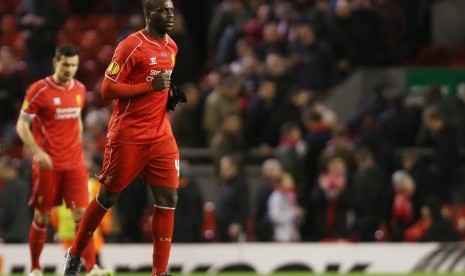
[
  {"left": 55, "top": 43, "right": 79, "bottom": 59},
  {"left": 142, "top": 0, "right": 159, "bottom": 10}
]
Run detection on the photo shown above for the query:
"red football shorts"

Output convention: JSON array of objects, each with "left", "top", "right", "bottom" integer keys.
[
  {"left": 30, "top": 164, "right": 89, "bottom": 212},
  {"left": 98, "top": 137, "right": 179, "bottom": 193}
]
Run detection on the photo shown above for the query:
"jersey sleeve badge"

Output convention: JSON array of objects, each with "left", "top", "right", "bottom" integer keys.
[
  {"left": 106, "top": 62, "right": 120, "bottom": 75},
  {"left": 21, "top": 100, "right": 29, "bottom": 110}
]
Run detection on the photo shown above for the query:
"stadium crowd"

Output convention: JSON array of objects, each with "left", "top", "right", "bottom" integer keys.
[{"left": 2, "top": 0, "right": 465, "bottom": 246}]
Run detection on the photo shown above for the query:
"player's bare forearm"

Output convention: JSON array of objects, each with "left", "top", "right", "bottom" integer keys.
[
  {"left": 78, "top": 116, "right": 83, "bottom": 142},
  {"left": 16, "top": 115, "right": 41, "bottom": 154}
]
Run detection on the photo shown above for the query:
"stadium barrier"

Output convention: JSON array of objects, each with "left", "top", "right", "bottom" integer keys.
[{"left": 1, "top": 242, "right": 465, "bottom": 274}]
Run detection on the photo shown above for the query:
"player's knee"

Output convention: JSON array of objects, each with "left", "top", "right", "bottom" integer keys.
[
  {"left": 34, "top": 210, "right": 51, "bottom": 225},
  {"left": 154, "top": 191, "right": 177, "bottom": 207},
  {"left": 96, "top": 193, "right": 118, "bottom": 209},
  {"left": 71, "top": 207, "right": 85, "bottom": 221}
]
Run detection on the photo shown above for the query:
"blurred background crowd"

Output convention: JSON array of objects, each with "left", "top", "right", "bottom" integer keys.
[{"left": 2, "top": 0, "right": 465, "bottom": 245}]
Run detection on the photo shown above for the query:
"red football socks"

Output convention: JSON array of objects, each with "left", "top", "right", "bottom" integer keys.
[
  {"left": 75, "top": 221, "right": 96, "bottom": 272},
  {"left": 71, "top": 199, "right": 108, "bottom": 257},
  {"left": 152, "top": 205, "right": 175, "bottom": 276},
  {"left": 29, "top": 220, "right": 47, "bottom": 271}
]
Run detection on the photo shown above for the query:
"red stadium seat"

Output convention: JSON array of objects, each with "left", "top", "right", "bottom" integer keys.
[
  {"left": 96, "top": 15, "right": 119, "bottom": 45},
  {"left": 202, "top": 202, "right": 216, "bottom": 242},
  {"left": 413, "top": 45, "right": 447, "bottom": 66},
  {"left": 79, "top": 30, "right": 103, "bottom": 60}
]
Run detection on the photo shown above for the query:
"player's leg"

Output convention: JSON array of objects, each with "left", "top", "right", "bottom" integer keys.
[
  {"left": 29, "top": 209, "right": 50, "bottom": 275},
  {"left": 71, "top": 207, "right": 96, "bottom": 272},
  {"left": 29, "top": 166, "right": 59, "bottom": 275},
  {"left": 68, "top": 187, "right": 117, "bottom": 258},
  {"left": 149, "top": 186, "right": 177, "bottom": 276},
  {"left": 65, "top": 142, "right": 148, "bottom": 275},
  {"left": 64, "top": 166, "right": 97, "bottom": 272},
  {"left": 144, "top": 140, "right": 179, "bottom": 276}
]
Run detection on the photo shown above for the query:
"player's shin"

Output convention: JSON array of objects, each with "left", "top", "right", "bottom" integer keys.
[
  {"left": 152, "top": 205, "right": 175, "bottom": 276},
  {"left": 29, "top": 220, "right": 47, "bottom": 271},
  {"left": 75, "top": 222, "right": 96, "bottom": 271},
  {"left": 70, "top": 200, "right": 108, "bottom": 257}
]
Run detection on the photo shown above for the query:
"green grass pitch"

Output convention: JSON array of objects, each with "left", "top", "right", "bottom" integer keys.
[{"left": 9, "top": 273, "right": 463, "bottom": 276}]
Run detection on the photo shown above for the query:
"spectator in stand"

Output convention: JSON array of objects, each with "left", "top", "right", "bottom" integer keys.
[
  {"left": 210, "top": 112, "right": 245, "bottom": 176},
  {"left": 253, "top": 158, "right": 284, "bottom": 242},
  {"left": 274, "top": 122, "right": 307, "bottom": 206},
  {"left": 255, "top": 21, "right": 288, "bottom": 60},
  {"left": 0, "top": 156, "right": 31, "bottom": 243},
  {"left": 261, "top": 52, "right": 294, "bottom": 104},
  {"left": 215, "top": 155, "right": 249, "bottom": 242},
  {"left": 302, "top": 109, "right": 333, "bottom": 188},
  {"left": 170, "top": 11, "right": 199, "bottom": 85},
  {"left": 268, "top": 172, "right": 304, "bottom": 242},
  {"left": 377, "top": 91, "right": 421, "bottom": 174},
  {"left": 351, "top": 148, "right": 386, "bottom": 242},
  {"left": 0, "top": 47, "right": 26, "bottom": 145},
  {"left": 306, "top": 156, "right": 351, "bottom": 241},
  {"left": 16, "top": 0, "right": 65, "bottom": 81},
  {"left": 289, "top": 22, "right": 337, "bottom": 94},
  {"left": 172, "top": 161, "right": 204, "bottom": 243},
  {"left": 418, "top": 196, "right": 460, "bottom": 242},
  {"left": 171, "top": 83, "right": 206, "bottom": 147},
  {"left": 389, "top": 170, "right": 415, "bottom": 241},
  {"left": 416, "top": 105, "right": 460, "bottom": 203},
  {"left": 400, "top": 149, "right": 440, "bottom": 219},
  {"left": 244, "top": 79, "right": 278, "bottom": 148},
  {"left": 263, "top": 86, "right": 310, "bottom": 147},
  {"left": 203, "top": 75, "right": 242, "bottom": 142},
  {"left": 346, "top": 81, "right": 392, "bottom": 134}
]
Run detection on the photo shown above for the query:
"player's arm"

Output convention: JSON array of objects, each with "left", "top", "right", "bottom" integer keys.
[
  {"left": 78, "top": 116, "right": 83, "bottom": 142},
  {"left": 101, "top": 71, "right": 171, "bottom": 99},
  {"left": 16, "top": 113, "right": 53, "bottom": 169}
]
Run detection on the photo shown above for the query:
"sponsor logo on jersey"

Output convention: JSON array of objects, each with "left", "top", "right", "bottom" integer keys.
[
  {"left": 21, "top": 100, "right": 29, "bottom": 110},
  {"left": 104, "top": 175, "right": 113, "bottom": 184},
  {"left": 107, "top": 62, "right": 120, "bottom": 75},
  {"left": 149, "top": 57, "right": 157, "bottom": 65},
  {"left": 54, "top": 107, "right": 81, "bottom": 120},
  {"left": 53, "top": 97, "right": 61, "bottom": 105}
]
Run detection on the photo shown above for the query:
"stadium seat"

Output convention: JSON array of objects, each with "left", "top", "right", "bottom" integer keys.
[
  {"left": 79, "top": 30, "right": 103, "bottom": 60},
  {"left": 202, "top": 202, "right": 216, "bottom": 242},
  {"left": 413, "top": 45, "right": 447, "bottom": 66}
]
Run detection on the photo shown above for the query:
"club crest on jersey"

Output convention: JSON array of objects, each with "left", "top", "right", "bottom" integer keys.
[
  {"left": 107, "top": 62, "right": 120, "bottom": 75},
  {"left": 104, "top": 175, "right": 113, "bottom": 184},
  {"left": 76, "top": 95, "right": 82, "bottom": 105},
  {"left": 171, "top": 54, "right": 175, "bottom": 66},
  {"left": 150, "top": 57, "right": 157, "bottom": 65},
  {"left": 53, "top": 97, "right": 61, "bottom": 105}
]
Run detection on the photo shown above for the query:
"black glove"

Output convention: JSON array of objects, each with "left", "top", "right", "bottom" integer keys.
[{"left": 167, "top": 84, "right": 187, "bottom": 111}]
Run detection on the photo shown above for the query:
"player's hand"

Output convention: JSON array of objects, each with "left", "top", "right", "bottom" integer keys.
[
  {"left": 151, "top": 71, "right": 171, "bottom": 91},
  {"left": 32, "top": 149, "right": 53, "bottom": 169},
  {"left": 166, "top": 84, "right": 187, "bottom": 111}
]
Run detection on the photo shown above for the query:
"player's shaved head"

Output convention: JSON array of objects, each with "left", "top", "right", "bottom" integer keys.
[{"left": 142, "top": 0, "right": 161, "bottom": 10}]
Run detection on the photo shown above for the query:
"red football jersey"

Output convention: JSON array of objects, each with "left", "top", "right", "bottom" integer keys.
[
  {"left": 20, "top": 77, "right": 86, "bottom": 170},
  {"left": 104, "top": 29, "right": 178, "bottom": 144}
]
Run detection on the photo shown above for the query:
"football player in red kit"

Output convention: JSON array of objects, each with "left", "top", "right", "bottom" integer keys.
[
  {"left": 64, "top": 0, "right": 186, "bottom": 275},
  {"left": 16, "top": 43, "right": 104, "bottom": 276}
]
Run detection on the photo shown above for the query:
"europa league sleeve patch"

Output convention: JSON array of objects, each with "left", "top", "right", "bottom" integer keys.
[{"left": 106, "top": 62, "right": 120, "bottom": 75}]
